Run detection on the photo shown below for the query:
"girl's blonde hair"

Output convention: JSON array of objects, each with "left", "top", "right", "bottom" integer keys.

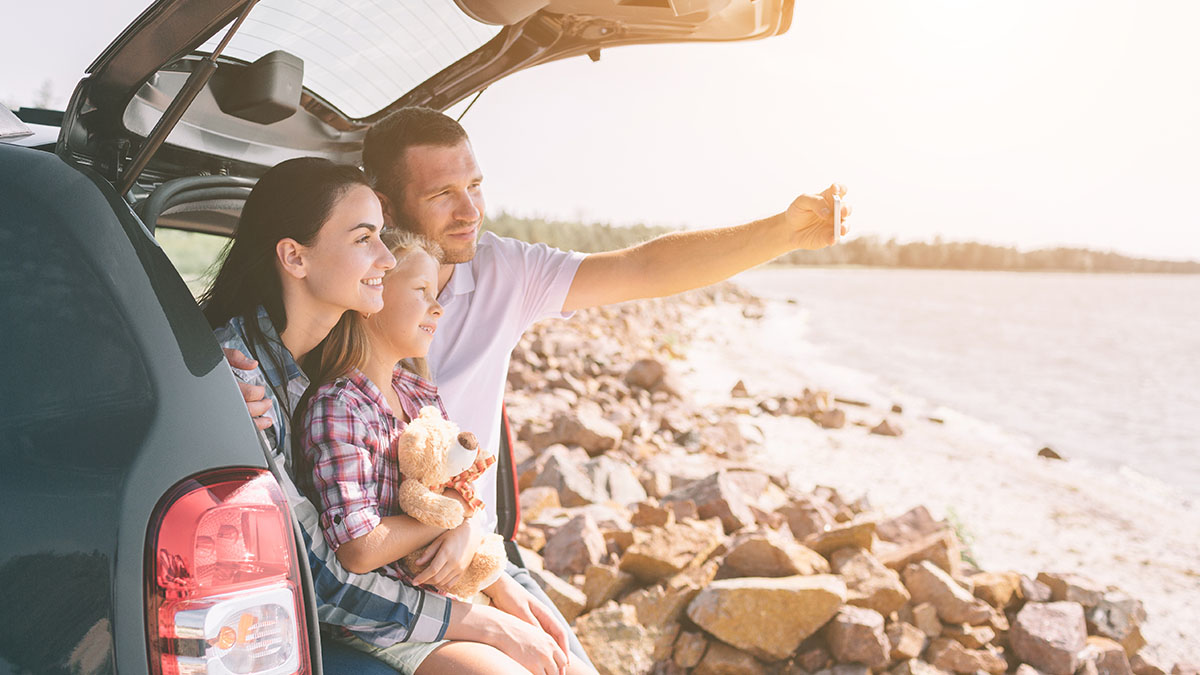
[{"left": 305, "top": 228, "right": 444, "bottom": 387}]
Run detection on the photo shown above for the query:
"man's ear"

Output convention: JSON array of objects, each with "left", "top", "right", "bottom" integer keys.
[
  {"left": 375, "top": 190, "right": 396, "bottom": 228},
  {"left": 276, "top": 238, "right": 307, "bottom": 279}
]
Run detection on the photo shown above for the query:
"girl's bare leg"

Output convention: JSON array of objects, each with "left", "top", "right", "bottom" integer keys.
[{"left": 414, "top": 641, "right": 528, "bottom": 675}]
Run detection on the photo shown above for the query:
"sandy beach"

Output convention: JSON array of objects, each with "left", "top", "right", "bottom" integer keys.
[{"left": 675, "top": 291, "right": 1200, "bottom": 665}]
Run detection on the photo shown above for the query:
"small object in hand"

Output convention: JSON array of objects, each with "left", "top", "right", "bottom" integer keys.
[{"left": 832, "top": 194, "right": 841, "bottom": 245}]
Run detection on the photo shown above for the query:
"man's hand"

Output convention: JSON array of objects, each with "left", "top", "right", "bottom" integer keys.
[
  {"left": 223, "top": 348, "right": 273, "bottom": 430},
  {"left": 484, "top": 574, "right": 570, "bottom": 662},
  {"left": 785, "top": 183, "right": 852, "bottom": 250},
  {"left": 410, "top": 513, "right": 480, "bottom": 589}
]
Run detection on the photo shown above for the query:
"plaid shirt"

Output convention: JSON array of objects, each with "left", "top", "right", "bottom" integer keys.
[
  {"left": 300, "top": 366, "right": 447, "bottom": 583},
  {"left": 215, "top": 308, "right": 451, "bottom": 647}
]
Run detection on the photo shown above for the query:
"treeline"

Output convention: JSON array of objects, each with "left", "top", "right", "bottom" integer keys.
[{"left": 488, "top": 212, "right": 1200, "bottom": 274}]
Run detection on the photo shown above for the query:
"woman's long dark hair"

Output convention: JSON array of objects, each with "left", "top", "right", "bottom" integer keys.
[{"left": 201, "top": 157, "right": 373, "bottom": 427}]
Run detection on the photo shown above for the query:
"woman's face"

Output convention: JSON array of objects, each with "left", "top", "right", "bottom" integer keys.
[
  {"left": 366, "top": 249, "right": 443, "bottom": 361},
  {"left": 299, "top": 184, "right": 395, "bottom": 316}
]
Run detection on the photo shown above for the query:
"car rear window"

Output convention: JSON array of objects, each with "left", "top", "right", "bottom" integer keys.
[{"left": 198, "top": 0, "right": 502, "bottom": 119}]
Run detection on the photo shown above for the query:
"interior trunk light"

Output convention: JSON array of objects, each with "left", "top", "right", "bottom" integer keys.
[{"left": 146, "top": 469, "right": 309, "bottom": 675}]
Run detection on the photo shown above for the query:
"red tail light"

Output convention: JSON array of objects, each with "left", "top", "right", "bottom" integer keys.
[{"left": 146, "top": 468, "right": 310, "bottom": 675}]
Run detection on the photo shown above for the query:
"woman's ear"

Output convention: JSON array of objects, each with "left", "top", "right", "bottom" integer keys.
[{"left": 276, "top": 238, "right": 307, "bottom": 279}]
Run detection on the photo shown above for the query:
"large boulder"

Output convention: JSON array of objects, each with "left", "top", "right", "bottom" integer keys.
[
  {"left": 879, "top": 529, "right": 963, "bottom": 578},
  {"left": 542, "top": 513, "right": 607, "bottom": 576},
  {"left": 619, "top": 518, "right": 725, "bottom": 582},
  {"left": 876, "top": 505, "right": 943, "bottom": 544},
  {"left": 532, "top": 403, "right": 624, "bottom": 456},
  {"left": 531, "top": 449, "right": 606, "bottom": 506},
  {"left": 804, "top": 520, "right": 876, "bottom": 556},
  {"left": 693, "top": 641, "right": 767, "bottom": 675},
  {"left": 823, "top": 606, "right": 890, "bottom": 669},
  {"left": 527, "top": 567, "right": 587, "bottom": 623},
  {"left": 1036, "top": 572, "right": 1105, "bottom": 608},
  {"left": 663, "top": 471, "right": 756, "bottom": 534},
  {"left": 924, "top": 638, "right": 1006, "bottom": 673},
  {"left": 1085, "top": 590, "right": 1146, "bottom": 646},
  {"left": 902, "top": 561, "right": 992, "bottom": 625},
  {"left": 686, "top": 575, "right": 847, "bottom": 661},
  {"left": 582, "top": 563, "right": 637, "bottom": 611},
  {"left": 832, "top": 547, "right": 911, "bottom": 616},
  {"left": 886, "top": 622, "right": 927, "bottom": 660},
  {"left": 970, "top": 571, "right": 1021, "bottom": 609},
  {"left": 574, "top": 603, "right": 655, "bottom": 675},
  {"left": 720, "top": 531, "right": 830, "bottom": 578},
  {"left": 1009, "top": 602, "right": 1088, "bottom": 675},
  {"left": 1080, "top": 636, "right": 1134, "bottom": 675}
]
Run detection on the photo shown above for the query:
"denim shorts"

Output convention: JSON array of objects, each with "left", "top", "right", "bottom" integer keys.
[{"left": 325, "top": 630, "right": 447, "bottom": 674}]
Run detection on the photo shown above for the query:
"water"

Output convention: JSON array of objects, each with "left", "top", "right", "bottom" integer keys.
[{"left": 734, "top": 267, "right": 1200, "bottom": 496}]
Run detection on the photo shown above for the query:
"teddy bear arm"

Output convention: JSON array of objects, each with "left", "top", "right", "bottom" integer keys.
[{"left": 397, "top": 477, "right": 465, "bottom": 529}]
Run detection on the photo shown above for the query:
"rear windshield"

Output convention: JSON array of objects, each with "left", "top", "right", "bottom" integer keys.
[{"left": 198, "top": 0, "right": 502, "bottom": 119}]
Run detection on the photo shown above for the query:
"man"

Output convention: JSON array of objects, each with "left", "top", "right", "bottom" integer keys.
[{"left": 361, "top": 106, "right": 850, "bottom": 667}]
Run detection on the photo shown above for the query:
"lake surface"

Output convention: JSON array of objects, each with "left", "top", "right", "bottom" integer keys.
[{"left": 734, "top": 267, "right": 1200, "bottom": 496}]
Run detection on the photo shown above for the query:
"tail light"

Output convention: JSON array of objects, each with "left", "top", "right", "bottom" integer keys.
[{"left": 146, "top": 468, "right": 310, "bottom": 675}]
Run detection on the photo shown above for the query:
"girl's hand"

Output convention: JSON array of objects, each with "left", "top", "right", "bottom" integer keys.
[
  {"left": 410, "top": 515, "right": 480, "bottom": 589},
  {"left": 483, "top": 574, "right": 570, "bottom": 661}
]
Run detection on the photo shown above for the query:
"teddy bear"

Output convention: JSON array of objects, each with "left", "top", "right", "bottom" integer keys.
[{"left": 393, "top": 406, "right": 507, "bottom": 600}]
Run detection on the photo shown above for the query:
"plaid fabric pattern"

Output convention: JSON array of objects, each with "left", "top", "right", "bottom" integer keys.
[
  {"left": 300, "top": 367, "right": 446, "bottom": 571},
  {"left": 215, "top": 309, "right": 451, "bottom": 647},
  {"left": 435, "top": 452, "right": 496, "bottom": 517}
]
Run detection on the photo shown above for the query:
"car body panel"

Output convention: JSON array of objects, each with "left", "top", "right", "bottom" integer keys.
[{"left": 0, "top": 144, "right": 283, "bottom": 674}]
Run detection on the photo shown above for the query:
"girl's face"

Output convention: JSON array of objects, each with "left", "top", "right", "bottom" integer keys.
[
  {"left": 298, "top": 185, "right": 395, "bottom": 315},
  {"left": 366, "top": 249, "right": 443, "bottom": 361}
]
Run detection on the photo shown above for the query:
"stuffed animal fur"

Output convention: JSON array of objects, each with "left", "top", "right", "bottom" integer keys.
[{"left": 394, "top": 406, "right": 506, "bottom": 600}]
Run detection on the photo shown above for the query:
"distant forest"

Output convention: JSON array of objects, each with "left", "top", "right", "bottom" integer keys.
[{"left": 488, "top": 212, "right": 1200, "bottom": 274}]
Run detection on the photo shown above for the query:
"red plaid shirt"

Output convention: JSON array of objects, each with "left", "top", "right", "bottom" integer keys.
[{"left": 299, "top": 365, "right": 448, "bottom": 579}]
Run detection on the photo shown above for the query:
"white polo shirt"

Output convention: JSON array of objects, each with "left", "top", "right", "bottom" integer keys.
[{"left": 426, "top": 232, "right": 585, "bottom": 533}]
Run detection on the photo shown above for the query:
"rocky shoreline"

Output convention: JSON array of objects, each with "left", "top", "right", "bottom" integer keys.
[{"left": 502, "top": 284, "right": 1196, "bottom": 675}]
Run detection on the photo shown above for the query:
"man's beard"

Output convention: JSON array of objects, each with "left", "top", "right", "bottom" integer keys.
[{"left": 392, "top": 211, "right": 480, "bottom": 264}]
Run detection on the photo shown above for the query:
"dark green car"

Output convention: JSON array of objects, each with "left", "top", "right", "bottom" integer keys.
[{"left": 0, "top": 1, "right": 791, "bottom": 672}]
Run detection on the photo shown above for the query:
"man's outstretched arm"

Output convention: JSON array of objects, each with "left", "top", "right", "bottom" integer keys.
[{"left": 563, "top": 184, "right": 850, "bottom": 312}]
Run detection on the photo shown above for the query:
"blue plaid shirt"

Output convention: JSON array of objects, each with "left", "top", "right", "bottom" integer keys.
[{"left": 215, "top": 307, "right": 451, "bottom": 646}]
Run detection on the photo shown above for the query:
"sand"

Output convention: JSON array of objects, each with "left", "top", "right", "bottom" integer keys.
[{"left": 676, "top": 295, "right": 1200, "bottom": 665}]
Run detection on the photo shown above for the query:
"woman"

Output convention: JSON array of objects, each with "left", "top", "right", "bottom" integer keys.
[{"left": 202, "top": 157, "right": 571, "bottom": 675}]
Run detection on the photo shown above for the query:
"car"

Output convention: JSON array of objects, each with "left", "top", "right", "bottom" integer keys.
[{"left": 0, "top": 1, "right": 793, "bottom": 673}]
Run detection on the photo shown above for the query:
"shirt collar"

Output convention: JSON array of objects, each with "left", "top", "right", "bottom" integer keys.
[
  {"left": 248, "top": 306, "right": 305, "bottom": 388},
  {"left": 440, "top": 261, "right": 475, "bottom": 301}
]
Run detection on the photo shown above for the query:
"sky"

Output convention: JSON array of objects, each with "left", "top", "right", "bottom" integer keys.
[{"left": 5, "top": 0, "right": 1200, "bottom": 261}]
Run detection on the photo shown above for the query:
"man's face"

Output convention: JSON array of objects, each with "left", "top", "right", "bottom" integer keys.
[{"left": 390, "top": 140, "right": 485, "bottom": 264}]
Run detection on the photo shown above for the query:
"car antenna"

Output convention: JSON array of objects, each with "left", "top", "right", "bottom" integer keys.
[
  {"left": 456, "top": 88, "right": 488, "bottom": 123},
  {"left": 117, "top": 0, "right": 260, "bottom": 196}
]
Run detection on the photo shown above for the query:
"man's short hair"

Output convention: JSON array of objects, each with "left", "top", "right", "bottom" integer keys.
[{"left": 363, "top": 106, "right": 469, "bottom": 206}]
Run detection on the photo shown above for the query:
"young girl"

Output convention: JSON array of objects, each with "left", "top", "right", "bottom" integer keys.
[
  {"left": 203, "top": 158, "right": 568, "bottom": 675},
  {"left": 299, "top": 230, "right": 574, "bottom": 675}
]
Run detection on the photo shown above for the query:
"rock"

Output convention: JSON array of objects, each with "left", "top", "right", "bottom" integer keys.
[
  {"left": 686, "top": 575, "right": 847, "bottom": 661},
  {"left": 1020, "top": 574, "right": 1053, "bottom": 603},
  {"left": 886, "top": 622, "right": 926, "bottom": 660},
  {"left": 925, "top": 638, "right": 1006, "bottom": 673},
  {"left": 831, "top": 547, "right": 911, "bottom": 616},
  {"left": 625, "top": 358, "right": 666, "bottom": 390},
  {"left": 970, "top": 571, "right": 1021, "bottom": 609},
  {"left": 720, "top": 531, "right": 830, "bottom": 578},
  {"left": 890, "top": 660, "right": 952, "bottom": 675},
  {"left": 1129, "top": 653, "right": 1168, "bottom": 675},
  {"left": 941, "top": 622, "right": 995, "bottom": 648},
  {"left": 1037, "top": 572, "right": 1105, "bottom": 608},
  {"left": 878, "top": 529, "right": 963, "bottom": 578},
  {"left": 527, "top": 567, "right": 587, "bottom": 623},
  {"left": 902, "top": 561, "right": 992, "bottom": 625},
  {"left": 674, "top": 630, "right": 709, "bottom": 668},
  {"left": 876, "top": 505, "right": 943, "bottom": 545},
  {"left": 667, "top": 498, "right": 699, "bottom": 522},
  {"left": 630, "top": 500, "right": 674, "bottom": 528},
  {"left": 817, "top": 408, "right": 846, "bottom": 429},
  {"left": 574, "top": 603, "right": 655, "bottom": 675},
  {"left": 1173, "top": 665, "right": 1200, "bottom": 675},
  {"left": 911, "top": 601, "right": 943, "bottom": 637},
  {"left": 1009, "top": 601, "right": 1088, "bottom": 675},
  {"left": 891, "top": 404, "right": 904, "bottom": 413},
  {"left": 693, "top": 640, "right": 767, "bottom": 675},
  {"left": 663, "top": 471, "right": 757, "bottom": 534},
  {"left": 777, "top": 498, "right": 837, "bottom": 541},
  {"left": 870, "top": 419, "right": 903, "bottom": 436},
  {"left": 804, "top": 520, "right": 876, "bottom": 556},
  {"left": 796, "top": 644, "right": 833, "bottom": 672},
  {"left": 1015, "top": 666, "right": 1048, "bottom": 675},
  {"left": 823, "top": 606, "right": 890, "bottom": 669},
  {"left": 586, "top": 455, "right": 649, "bottom": 506},
  {"left": 531, "top": 449, "right": 606, "bottom": 506},
  {"left": 1037, "top": 446, "right": 1064, "bottom": 460},
  {"left": 619, "top": 518, "right": 724, "bottom": 581},
  {"left": 1081, "top": 636, "right": 1134, "bottom": 675},
  {"left": 639, "top": 469, "right": 672, "bottom": 499},
  {"left": 533, "top": 404, "right": 624, "bottom": 456},
  {"left": 650, "top": 621, "right": 682, "bottom": 662},
  {"left": 516, "top": 524, "right": 547, "bottom": 552},
  {"left": 543, "top": 513, "right": 607, "bottom": 576},
  {"left": 1085, "top": 590, "right": 1146, "bottom": 644},
  {"left": 583, "top": 563, "right": 637, "bottom": 611},
  {"left": 625, "top": 583, "right": 700, "bottom": 627},
  {"left": 519, "top": 486, "right": 562, "bottom": 522},
  {"left": 731, "top": 380, "right": 750, "bottom": 398}
]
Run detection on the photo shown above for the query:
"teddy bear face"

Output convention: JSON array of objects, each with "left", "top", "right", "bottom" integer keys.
[{"left": 396, "top": 407, "right": 479, "bottom": 487}]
